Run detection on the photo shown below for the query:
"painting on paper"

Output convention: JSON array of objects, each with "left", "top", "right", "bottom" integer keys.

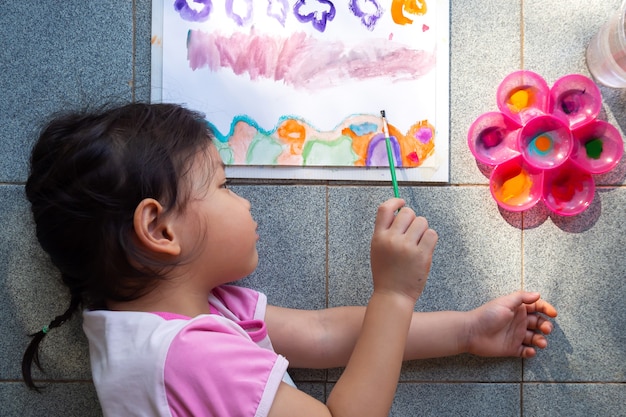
[{"left": 151, "top": 0, "right": 450, "bottom": 181}]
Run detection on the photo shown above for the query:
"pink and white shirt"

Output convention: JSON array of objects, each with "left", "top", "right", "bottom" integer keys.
[{"left": 83, "top": 286, "right": 290, "bottom": 417}]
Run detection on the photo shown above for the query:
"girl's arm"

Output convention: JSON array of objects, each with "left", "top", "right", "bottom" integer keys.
[
  {"left": 268, "top": 199, "right": 437, "bottom": 416},
  {"left": 265, "top": 291, "right": 557, "bottom": 369},
  {"left": 265, "top": 292, "right": 557, "bottom": 417},
  {"left": 265, "top": 305, "right": 463, "bottom": 368}
]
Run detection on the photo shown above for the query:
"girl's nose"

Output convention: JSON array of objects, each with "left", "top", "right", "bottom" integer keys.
[{"left": 237, "top": 193, "right": 251, "bottom": 210}]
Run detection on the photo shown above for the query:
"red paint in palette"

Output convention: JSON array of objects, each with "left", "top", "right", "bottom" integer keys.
[{"left": 478, "top": 126, "right": 504, "bottom": 148}]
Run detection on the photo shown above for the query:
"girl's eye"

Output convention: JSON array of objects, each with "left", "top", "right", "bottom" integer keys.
[{"left": 221, "top": 180, "right": 230, "bottom": 189}]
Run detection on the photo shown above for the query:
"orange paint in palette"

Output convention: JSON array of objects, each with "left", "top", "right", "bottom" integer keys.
[
  {"left": 533, "top": 135, "right": 552, "bottom": 153},
  {"left": 506, "top": 88, "right": 534, "bottom": 113},
  {"left": 496, "top": 168, "right": 533, "bottom": 205}
]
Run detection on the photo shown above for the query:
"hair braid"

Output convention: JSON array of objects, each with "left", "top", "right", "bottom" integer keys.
[{"left": 22, "top": 289, "right": 82, "bottom": 391}]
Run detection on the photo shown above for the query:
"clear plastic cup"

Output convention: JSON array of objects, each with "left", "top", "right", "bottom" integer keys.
[
  {"left": 467, "top": 112, "right": 521, "bottom": 166},
  {"left": 570, "top": 120, "right": 624, "bottom": 174},
  {"left": 543, "top": 160, "right": 595, "bottom": 216},
  {"left": 496, "top": 71, "right": 550, "bottom": 125},
  {"left": 490, "top": 156, "right": 544, "bottom": 212},
  {"left": 549, "top": 74, "right": 602, "bottom": 129},
  {"left": 586, "top": 0, "right": 626, "bottom": 88},
  {"left": 517, "top": 115, "right": 573, "bottom": 170}
]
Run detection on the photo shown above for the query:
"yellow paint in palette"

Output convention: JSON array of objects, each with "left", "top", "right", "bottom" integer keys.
[
  {"left": 507, "top": 88, "right": 533, "bottom": 113},
  {"left": 497, "top": 168, "right": 533, "bottom": 205}
]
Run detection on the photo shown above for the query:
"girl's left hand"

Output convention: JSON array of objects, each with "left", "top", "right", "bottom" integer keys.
[{"left": 465, "top": 291, "right": 558, "bottom": 358}]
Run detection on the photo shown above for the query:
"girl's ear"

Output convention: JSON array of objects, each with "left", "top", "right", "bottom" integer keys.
[{"left": 133, "top": 198, "right": 181, "bottom": 256}]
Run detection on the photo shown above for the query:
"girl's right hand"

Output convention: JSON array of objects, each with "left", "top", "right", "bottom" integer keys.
[
  {"left": 269, "top": 198, "right": 439, "bottom": 417},
  {"left": 370, "top": 198, "right": 438, "bottom": 303}
]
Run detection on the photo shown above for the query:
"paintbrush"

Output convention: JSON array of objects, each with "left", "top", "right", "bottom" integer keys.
[{"left": 381, "top": 110, "right": 400, "bottom": 198}]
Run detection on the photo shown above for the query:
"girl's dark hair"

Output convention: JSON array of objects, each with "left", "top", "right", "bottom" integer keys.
[{"left": 22, "top": 102, "right": 215, "bottom": 390}]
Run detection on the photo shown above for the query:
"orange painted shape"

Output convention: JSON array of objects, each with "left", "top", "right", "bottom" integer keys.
[
  {"left": 402, "top": 121, "right": 435, "bottom": 167},
  {"left": 342, "top": 127, "right": 369, "bottom": 166},
  {"left": 404, "top": 0, "right": 427, "bottom": 15},
  {"left": 391, "top": 0, "right": 427, "bottom": 25},
  {"left": 277, "top": 119, "right": 305, "bottom": 141},
  {"left": 277, "top": 119, "right": 306, "bottom": 155}
]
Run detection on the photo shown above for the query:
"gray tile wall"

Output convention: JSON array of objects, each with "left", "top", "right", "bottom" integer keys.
[{"left": 1, "top": 0, "right": 624, "bottom": 416}]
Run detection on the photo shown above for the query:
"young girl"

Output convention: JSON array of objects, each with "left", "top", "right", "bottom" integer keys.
[{"left": 22, "top": 103, "right": 557, "bottom": 417}]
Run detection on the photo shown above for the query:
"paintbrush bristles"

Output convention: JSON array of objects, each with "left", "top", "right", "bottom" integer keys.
[{"left": 381, "top": 110, "right": 390, "bottom": 137}]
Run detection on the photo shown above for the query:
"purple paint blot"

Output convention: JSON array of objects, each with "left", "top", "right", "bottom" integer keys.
[
  {"left": 415, "top": 127, "right": 432, "bottom": 143},
  {"left": 226, "top": 0, "right": 253, "bottom": 26},
  {"left": 348, "top": 0, "right": 383, "bottom": 31},
  {"left": 267, "top": 0, "right": 289, "bottom": 26},
  {"left": 293, "top": 0, "right": 336, "bottom": 32},
  {"left": 174, "top": 0, "right": 212, "bottom": 22},
  {"left": 559, "top": 89, "right": 585, "bottom": 115},
  {"left": 366, "top": 134, "right": 402, "bottom": 167}
]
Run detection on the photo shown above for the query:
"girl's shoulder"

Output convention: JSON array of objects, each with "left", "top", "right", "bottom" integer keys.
[
  {"left": 210, "top": 284, "right": 267, "bottom": 321},
  {"left": 83, "top": 294, "right": 287, "bottom": 417}
]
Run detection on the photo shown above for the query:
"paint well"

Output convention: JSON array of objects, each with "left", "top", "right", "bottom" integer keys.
[
  {"left": 507, "top": 88, "right": 531, "bottom": 113},
  {"left": 559, "top": 89, "right": 584, "bottom": 115},
  {"left": 478, "top": 126, "right": 504, "bottom": 149},
  {"left": 530, "top": 134, "right": 553, "bottom": 155},
  {"left": 584, "top": 138, "right": 603, "bottom": 159},
  {"left": 496, "top": 169, "right": 533, "bottom": 204},
  {"left": 549, "top": 172, "right": 583, "bottom": 203}
]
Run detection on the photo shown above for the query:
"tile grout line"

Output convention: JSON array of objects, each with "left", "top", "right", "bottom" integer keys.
[
  {"left": 131, "top": 0, "right": 137, "bottom": 102},
  {"left": 324, "top": 184, "right": 330, "bottom": 390},
  {"left": 520, "top": 0, "right": 524, "bottom": 69},
  {"left": 325, "top": 184, "right": 330, "bottom": 309}
]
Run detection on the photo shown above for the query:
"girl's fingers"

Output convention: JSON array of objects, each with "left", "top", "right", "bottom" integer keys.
[
  {"left": 538, "top": 299, "right": 558, "bottom": 318},
  {"left": 390, "top": 206, "right": 417, "bottom": 234},
  {"left": 524, "top": 330, "right": 548, "bottom": 349},
  {"left": 526, "top": 314, "right": 553, "bottom": 334},
  {"left": 536, "top": 316, "right": 554, "bottom": 334},
  {"left": 374, "top": 198, "right": 406, "bottom": 231},
  {"left": 404, "top": 213, "right": 427, "bottom": 241},
  {"left": 526, "top": 298, "right": 558, "bottom": 318},
  {"left": 392, "top": 210, "right": 438, "bottom": 251},
  {"left": 520, "top": 346, "right": 537, "bottom": 359}
]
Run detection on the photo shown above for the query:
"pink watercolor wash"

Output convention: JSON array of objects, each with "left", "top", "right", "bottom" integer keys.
[{"left": 187, "top": 29, "right": 436, "bottom": 91}]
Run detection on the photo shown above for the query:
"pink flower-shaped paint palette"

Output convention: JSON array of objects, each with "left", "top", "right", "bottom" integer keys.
[{"left": 468, "top": 71, "right": 624, "bottom": 216}]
